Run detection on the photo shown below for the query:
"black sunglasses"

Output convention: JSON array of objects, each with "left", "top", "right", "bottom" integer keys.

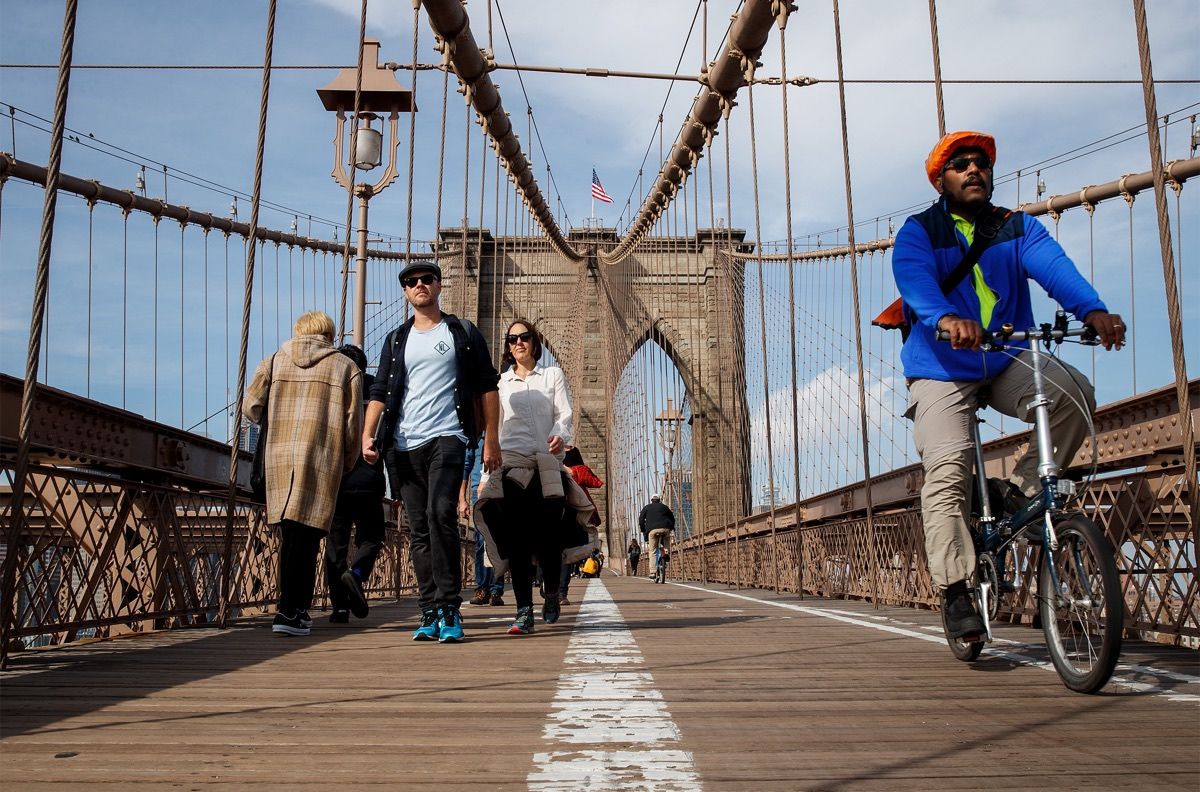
[
  {"left": 401, "top": 273, "right": 439, "bottom": 288},
  {"left": 506, "top": 331, "right": 533, "bottom": 344},
  {"left": 943, "top": 155, "right": 992, "bottom": 174}
]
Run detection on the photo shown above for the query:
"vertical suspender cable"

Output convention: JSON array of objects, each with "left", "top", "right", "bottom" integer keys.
[
  {"left": 831, "top": 0, "right": 880, "bottom": 605},
  {"left": 403, "top": 1, "right": 420, "bottom": 286},
  {"left": 746, "top": 81, "right": 781, "bottom": 592},
  {"left": 180, "top": 223, "right": 186, "bottom": 424},
  {"left": 0, "top": 0, "right": 79, "bottom": 669},
  {"left": 86, "top": 199, "right": 94, "bottom": 396},
  {"left": 927, "top": 0, "right": 946, "bottom": 138},
  {"left": 1131, "top": 0, "right": 1197, "bottom": 544},
  {"left": 777, "top": 19, "right": 803, "bottom": 595},
  {"left": 337, "top": 0, "right": 370, "bottom": 343},
  {"left": 724, "top": 116, "right": 742, "bottom": 589},
  {"left": 219, "top": 0, "right": 277, "bottom": 628}
]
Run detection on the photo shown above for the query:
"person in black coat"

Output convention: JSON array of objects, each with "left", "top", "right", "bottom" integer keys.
[
  {"left": 324, "top": 345, "right": 387, "bottom": 623},
  {"left": 638, "top": 494, "right": 675, "bottom": 567}
]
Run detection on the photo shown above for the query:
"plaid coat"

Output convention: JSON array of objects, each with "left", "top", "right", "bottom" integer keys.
[{"left": 242, "top": 336, "right": 363, "bottom": 532}]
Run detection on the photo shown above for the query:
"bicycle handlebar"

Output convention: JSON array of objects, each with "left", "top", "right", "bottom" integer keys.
[{"left": 936, "top": 319, "right": 1099, "bottom": 349}]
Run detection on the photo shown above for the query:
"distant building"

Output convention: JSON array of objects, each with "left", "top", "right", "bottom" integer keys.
[{"left": 237, "top": 419, "right": 260, "bottom": 453}]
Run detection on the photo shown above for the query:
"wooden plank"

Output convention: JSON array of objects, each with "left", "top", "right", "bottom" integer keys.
[{"left": 1, "top": 577, "right": 1197, "bottom": 789}]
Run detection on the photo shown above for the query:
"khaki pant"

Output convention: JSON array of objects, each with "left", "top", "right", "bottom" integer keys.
[
  {"left": 647, "top": 527, "right": 672, "bottom": 558},
  {"left": 906, "top": 351, "right": 1095, "bottom": 588}
]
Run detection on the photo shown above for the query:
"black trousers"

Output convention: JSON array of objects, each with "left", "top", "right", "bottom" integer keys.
[
  {"left": 483, "top": 475, "right": 566, "bottom": 610},
  {"left": 278, "top": 520, "right": 324, "bottom": 614},
  {"left": 386, "top": 436, "right": 466, "bottom": 610},
  {"left": 323, "top": 492, "right": 385, "bottom": 610}
]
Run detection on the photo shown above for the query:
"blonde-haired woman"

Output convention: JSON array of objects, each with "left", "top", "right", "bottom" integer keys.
[{"left": 243, "top": 311, "right": 363, "bottom": 636}]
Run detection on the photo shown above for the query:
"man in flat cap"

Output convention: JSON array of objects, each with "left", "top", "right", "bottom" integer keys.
[{"left": 362, "top": 260, "right": 501, "bottom": 643}]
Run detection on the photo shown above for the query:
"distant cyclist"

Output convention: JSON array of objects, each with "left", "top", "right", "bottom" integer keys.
[
  {"left": 638, "top": 494, "right": 675, "bottom": 574},
  {"left": 891, "top": 130, "right": 1124, "bottom": 640}
]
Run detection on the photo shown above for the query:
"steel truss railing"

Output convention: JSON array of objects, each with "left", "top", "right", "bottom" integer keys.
[
  {"left": 672, "top": 381, "right": 1200, "bottom": 647},
  {"left": 0, "top": 459, "right": 420, "bottom": 648},
  {"left": 673, "top": 466, "right": 1196, "bottom": 645}
]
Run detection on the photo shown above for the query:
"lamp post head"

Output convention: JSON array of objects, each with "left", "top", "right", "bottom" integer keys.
[
  {"left": 318, "top": 39, "right": 415, "bottom": 192},
  {"left": 655, "top": 398, "right": 683, "bottom": 451},
  {"left": 317, "top": 40, "right": 414, "bottom": 114}
]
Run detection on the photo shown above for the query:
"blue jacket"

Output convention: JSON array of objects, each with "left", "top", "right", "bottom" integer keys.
[{"left": 892, "top": 199, "right": 1106, "bottom": 382}]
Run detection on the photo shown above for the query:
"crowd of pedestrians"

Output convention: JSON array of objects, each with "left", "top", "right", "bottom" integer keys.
[
  {"left": 246, "top": 262, "right": 613, "bottom": 641},
  {"left": 245, "top": 127, "right": 1125, "bottom": 654}
]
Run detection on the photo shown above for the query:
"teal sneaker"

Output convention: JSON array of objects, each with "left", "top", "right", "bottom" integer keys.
[
  {"left": 437, "top": 605, "right": 465, "bottom": 643},
  {"left": 412, "top": 608, "right": 440, "bottom": 641},
  {"left": 507, "top": 606, "right": 534, "bottom": 635}
]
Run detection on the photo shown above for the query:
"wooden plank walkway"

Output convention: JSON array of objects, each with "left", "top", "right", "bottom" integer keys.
[{"left": 2, "top": 574, "right": 1197, "bottom": 790}]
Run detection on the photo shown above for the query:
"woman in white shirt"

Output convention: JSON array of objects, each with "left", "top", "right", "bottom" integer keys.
[{"left": 488, "top": 318, "right": 574, "bottom": 635}]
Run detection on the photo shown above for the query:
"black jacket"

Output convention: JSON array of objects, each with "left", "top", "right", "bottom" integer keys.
[
  {"left": 638, "top": 502, "right": 675, "bottom": 536},
  {"left": 340, "top": 373, "right": 386, "bottom": 495},
  {"left": 369, "top": 313, "right": 499, "bottom": 452}
]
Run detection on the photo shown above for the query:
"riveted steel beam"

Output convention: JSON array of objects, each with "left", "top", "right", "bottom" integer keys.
[
  {"left": 606, "top": 0, "right": 795, "bottom": 263},
  {"left": 0, "top": 153, "right": 430, "bottom": 261},
  {"left": 0, "top": 373, "right": 251, "bottom": 491},
  {"left": 420, "top": 0, "right": 583, "bottom": 262}
]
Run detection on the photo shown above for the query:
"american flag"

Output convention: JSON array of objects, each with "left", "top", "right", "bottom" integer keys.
[{"left": 591, "top": 169, "right": 614, "bottom": 204}]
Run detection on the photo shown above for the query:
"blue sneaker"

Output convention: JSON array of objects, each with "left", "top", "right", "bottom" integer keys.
[
  {"left": 438, "top": 605, "right": 465, "bottom": 643},
  {"left": 412, "top": 608, "right": 440, "bottom": 641}
]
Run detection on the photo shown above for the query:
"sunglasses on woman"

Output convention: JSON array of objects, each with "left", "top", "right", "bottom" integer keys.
[
  {"left": 401, "top": 274, "right": 439, "bottom": 288},
  {"left": 942, "top": 155, "right": 992, "bottom": 174},
  {"left": 506, "top": 331, "right": 533, "bottom": 344}
]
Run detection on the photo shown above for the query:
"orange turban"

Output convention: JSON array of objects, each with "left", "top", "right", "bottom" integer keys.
[{"left": 925, "top": 131, "right": 996, "bottom": 186}]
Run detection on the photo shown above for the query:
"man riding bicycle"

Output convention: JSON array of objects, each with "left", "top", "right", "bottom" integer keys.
[
  {"left": 638, "top": 494, "right": 675, "bottom": 572},
  {"left": 892, "top": 131, "right": 1125, "bottom": 640}
]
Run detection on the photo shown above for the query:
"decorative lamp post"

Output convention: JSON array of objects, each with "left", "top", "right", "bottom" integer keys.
[
  {"left": 317, "top": 39, "right": 414, "bottom": 348},
  {"left": 655, "top": 398, "right": 684, "bottom": 511}
]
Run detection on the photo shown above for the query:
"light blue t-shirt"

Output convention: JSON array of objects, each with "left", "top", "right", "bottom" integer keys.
[{"left": 394, "top": 320, "right": 466, "bottom": 450}]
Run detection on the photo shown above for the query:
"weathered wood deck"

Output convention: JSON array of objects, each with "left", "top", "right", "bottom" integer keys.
[{"left": 2, "top": 575, "right": 1197, "bottom": 790}]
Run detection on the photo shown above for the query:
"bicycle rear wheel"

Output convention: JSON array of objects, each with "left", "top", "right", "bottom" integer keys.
[{"left": 1037, "top": 515, "right": 1123, "bottom": 693}]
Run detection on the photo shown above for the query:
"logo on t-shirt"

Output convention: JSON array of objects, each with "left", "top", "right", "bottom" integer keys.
[{"left": 434, "top": 340, "right": 451, "bottom": 355}]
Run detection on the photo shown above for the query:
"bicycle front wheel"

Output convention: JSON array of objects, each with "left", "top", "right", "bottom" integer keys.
[{"left": 1037, "top": 515, "right": 1123, "bottom": 693}]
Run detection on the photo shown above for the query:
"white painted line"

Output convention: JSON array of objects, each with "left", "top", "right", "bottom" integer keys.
[
  {"left": 670, "top": 581, "right": 1200, "bottom": 703},
  {"left": 528, "top": 579, "right": 702, "bottom": 791}
]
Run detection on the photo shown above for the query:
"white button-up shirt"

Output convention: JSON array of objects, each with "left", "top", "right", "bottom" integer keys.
[{"left": 497, "top": 364, "right": 573, "bottom": 457}]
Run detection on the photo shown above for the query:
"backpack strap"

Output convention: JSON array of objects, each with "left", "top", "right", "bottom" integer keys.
[{"left": 936, "top": 204, "right": 1012, "bottom": 296}]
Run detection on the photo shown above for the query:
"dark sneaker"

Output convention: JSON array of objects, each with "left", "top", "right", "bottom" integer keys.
[
  {"left": 412, "top": 608, "right": 440, "bottom": 641},
  {"left": 272, "top": 611, "right": 310, "bottom": 637},
  {"left": 489, "top": 592, "right": 505, "bottom": 606},
  {"left": 942, "top": 583, "right": 985, "bottom": 640},
  {"left": 469, "top": 587, "right": 490, "bottom": 606},
  {"left": 542, "top": 597, "right": 561, "bottom": 624},
  {"left": 329, "top": 609, "right": 350, "bottom": 624},
  {"left": 438, "top": 606, "right": 465, "bottom": 643},
  {"left": 341, "top": 569, "right": 369, "bottom": 619},
  {"left": 298, "top": 610, "right": 313, "bottom": 629},
  {"left": 507, "top": 606, "right": 534, "bottom": 635}
]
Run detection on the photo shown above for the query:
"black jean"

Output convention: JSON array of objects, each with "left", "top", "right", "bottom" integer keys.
[
  {"left": 323, "top": 492, "right": 385, "bottom": 610},
  {"left": 278, "top": 520, "right": 324, "bottom": 614},
  {"left": 387, "top": 436, "right": 467, "bottom": 610},
  {"left": 483, "top": 474, "right": 566, "bottom": 610}
]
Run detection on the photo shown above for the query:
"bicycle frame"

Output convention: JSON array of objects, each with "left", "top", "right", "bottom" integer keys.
[{"left": 965, "top": 314, "right": 1097, "bottom": 640}]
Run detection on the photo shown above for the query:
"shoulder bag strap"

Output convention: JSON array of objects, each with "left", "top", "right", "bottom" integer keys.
[{"left": 937, "top": 205, "right": 1012, "bottom": 295}]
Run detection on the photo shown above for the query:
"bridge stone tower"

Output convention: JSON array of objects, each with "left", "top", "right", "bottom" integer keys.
[{"left": 437, "top": 227, "right": 751, "bottom": 553}]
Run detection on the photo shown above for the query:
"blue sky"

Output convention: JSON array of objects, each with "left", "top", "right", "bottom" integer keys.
[{"left": 1, "top": 1, "right": 1197, "bottom": 488}]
